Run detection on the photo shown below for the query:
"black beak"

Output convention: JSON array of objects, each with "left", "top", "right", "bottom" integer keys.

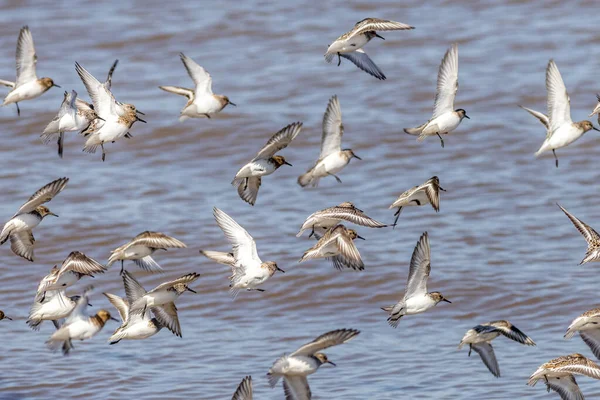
[
  {"left": 187, "top": 287, "right": 197, "bottom": 294},
  {"left": 464, "top": 115, "right": 470, "bottom": 119},
  {"left": 284, "top": 161, "right": 293, "bottom": 166},
  {"left": 88, "top": 303, "right": 93, "bottom": 307},
  {"left": 593, "top": 127, "right": 600, "bottom": 132},
  {"left": 276, "top": 266, "right": 285, "bottom": 273},
  {"left": 53, "top": 84, "right": 61, "bottom": 88},
  {"left": 356, "top": 235, "right": 366, "bottom": 240},
  {"left": 49, "top": 212, "right": 59, "bottom": 217},
  {"left": 228, "top": 101, "right": 237, "bottom": 106},
  {"left": 328, "top": 360, "right": 337, "bottom": 366},
  {"left": 443, "top": 298, "right": 452, "bottom": 303},
  {"left": 110, "top": 317, "right": 119, "bottom": 322},
  {"left": 353, "top": 154, "right": 362, "bottom": 160},
  {"left": 136, "top": 110, "right": 146, "bottom": 115},
  {"left": 136, "top": 115, "right": 147, "bottom": 123},
  {"left": 4, "top": 316, "right": 12, "bottom": 320},
  {"left": 374, "top": 33, "right": 385, "bottom": 40},
  {"left": 97, "top": 116, "right": 106, "bottom": 122}
]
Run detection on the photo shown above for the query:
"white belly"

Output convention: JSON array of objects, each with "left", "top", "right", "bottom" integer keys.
[
  {"left": 97, "top": 120, "right": 128, "bottom": 142},
  {"left": 123, "top": 245, "right": 153, "bottom": 260},
  {"left": 118, "top": 320, "right": 159, "bottom": 340},
  {"left": 65, "top": 320, "right": 99, "bottom": 341},
  {"left": 187, "top": 96, "right": 222, "bottom": 116},
  {"left": 3, "top": 81, "right": 45, "bottom": 104},
  {"left": 30, "top": 297, "right": 75, "bottom": 320},
  {"left": 423, "top": 112, "right": 461, "bottom": 135},
  {"left": 546, "top": 124, "right": 583, "bottom": 150},
  {"left": 271, "top": 355, "right": 319, "bottom": 376},
  {"left": 145, "top": 291, "right": 178, "bottom": 307},
  {"left": 314, "top": 152, "right": 349, "bottom": 176},
  {"left": 236, "top": 159, "right": 276, "bottom": 178},
  {"left": 11, "top": 214, "right": 41, "bottom": 231},
  {"left": 47, "top": 272, "right": 80, "bottom": 291},
  {"left": 405, "top": 295, "right": 436, "bottom": 315}
]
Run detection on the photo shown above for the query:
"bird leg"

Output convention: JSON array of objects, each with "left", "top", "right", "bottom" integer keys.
[
  {"left": 308, "top": 226, "right": 315, "bottom": 239},
  {"left": 101, "top": 143, "right": 106, "bottom": 162},
  {"left": 375, "top": 33, "right": 385, "bottom": 40},
  {"left": 553, "top": 149, "right": 558, "bottom": 168},
  {"left": 120, "top": 261, "right": 124, "bottom": 276},
  {"left": 252, "top": 289, "right": 266, "bottom": 292},
  {"left": 392, "top": 207, "right": 402, "bottom": 228},
  {"left": 328, "top": 173, "right": 342, "bottom": 183},
  {"left": 436, "top": 133, "right": 445, "bottom": 148},
  {"left": 337, "top": 53, "right": 341, "bottom": 66},
  {"left": 203, "top": 114, "right": 211, "bottom": 119},
  {"left": 468, "top": 344, "right": 472, "bottom": 357},
  {"left": 58, "top": 131, "right": 64, "bottom": 159},
  {"left": 15, "top": 102, "right": 20, "bottom": 116},
  {"left": 439, "top": 186, "right": 447, "bottom": 192}
]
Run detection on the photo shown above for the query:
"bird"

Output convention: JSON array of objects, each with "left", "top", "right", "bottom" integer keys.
[
  {"left": 107, "top": 231, "right": 187, "bottom": 275},
  {"left": 27, "top": 290, "right": 82, "bottom": 331},
  {"left": 324, "top": 18, "right": 414, "bottom": 80},
  {"left": 232, "top": 122, "right": 302, "bottom": 205},
  {"left": 0, "top": 311, "right": 12, "bottom": 321},
  {"left": 404, "top": 44, "right": 468, "bottom": 147},
  {"left": 128, "top": 272, "right": 200, "bottom": 337},
  {"left": 389, "top": 176, "right": 445, "bottom": 227},
  {"left": 267, "top": 328, "right": 360, "bottom": 400},
  {"left": 299, "top": 224, "right": 365, "bottom": 271},
  {"left": 298, "top": 95, "right": 361, "bottom": 187},
  {"left": 103, "top": 271, "right": 163, "bottom": 344},
  {"left": 458, "top": 320, "right": 536, "bottom": 377},
  {"left": 36, "top": 251, "right": 106, "bottom": 302},
  {"left": 159, "top": 53, "right": 235, "bottom": 121},
  {"left": 199, "top": 207, "right": 284, "bottom": 298},
  {"left": 589, "top": 94, "right": 600, "bottom": 125},
  {"left": 565, "top": 307, "right": 600, "bottom": 359},
  {"left": 528, "top": 353, "right": 600, "bottom": 399},
  {"left": 75, "top": 61, "right": 146, "bottom": 161},
  {"left": 46, "top": 287, "right": 117, "bottom": 355},
  {"left": 296, "top": 201, "right": 387, "bottom": 238},
  {"left": 521, "top": 60, "right": 599, "bottom": 168},
  {"left": 232, "top": 376, "right": 252, "bottom": 400},
  {"left": 382, "top": 232, "right": 451, "bottom": 327},
  {"left": 0, "top": 177, "right": 68, "bottom": 261},
  {"left": 0, "top": 26, "right": 59, "bottom": 116},
  {"left": 557, "top": 204, "right": 600, "bottom": 264}
]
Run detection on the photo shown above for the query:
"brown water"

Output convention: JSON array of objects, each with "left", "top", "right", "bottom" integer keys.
[{"left": 0, "top": 0, "right": 600, "bottom": 398}]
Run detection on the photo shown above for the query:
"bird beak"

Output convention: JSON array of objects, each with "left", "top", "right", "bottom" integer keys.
[
  {"left": 4, "top": 316, "right": 12, "bottom": 320},
  {"left": 87, "top": 303, "right": 93, "bottom": 307},
  {"left": 374, "top": 33, "right": 385, "bottom": 40},
  {"left": 97, "top": 116, "right": 106, "bottom": 122},
  {"left": 443, "top": 298, "right": 452, "bottom": 303},
  {"left": 593, "top": 127, "right": 600, "bottom": 132},
  {"left": 464, "top": 114, "right": 470, "bottom": 119},
  {"left": 283, "top": 161, "right": 293, "bottom": 166},
  {"left": 228, "top": 101, "right": 237, "bottom": 106},
  {"left": 135, "top": 115, "right": 147, "bottom": 123},
  {"left": 136, "top": 110, "right": 146, "bottom": 115},
  {"left": 356, "top": 235, "right": 366, "bottom": 240},
  {"left": 110, "top": 317, "right": 119, "bottom": 322},
  {"left": 48, "top": 212, "right": 59, "bottom": 217},
  {"left": 53, "top": 84, "right": 61, "bottom": 88},
  {"left": 353, "top": 154, "right": 362, "bottom": 160},
  {"left": 186, "top": 287, "right": 197, "bottom": 294},
  {"left": 327, "top": 360, "right": 337, "bottom": 366},
  {"left": 276, "top": 266, "right": 285, "bottom": 273}
]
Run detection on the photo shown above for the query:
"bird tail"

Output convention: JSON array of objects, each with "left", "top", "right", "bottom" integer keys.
[
  {"left": 297, "top": 171, "right": 315, "bottom": 187},
  {"left": 108, "top": 328, "right": 127, "bottom": 344},
  {"left": 404, "top": 122, "right": 428, "bottom": 136},
  {"left": 27, "top": 299, "right": 44, "bottom": 331},
  {"left": 83, "top": 134, "right": 101, "bottom": 154},
  {"left": 132, "top": 256, "right": 163, "bottom": 273},
  {"left": 106, "top": 251, "right": 122, "bottom": 268}
]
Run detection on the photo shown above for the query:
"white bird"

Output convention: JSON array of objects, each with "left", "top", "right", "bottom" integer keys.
[
  {"left": 104, "top": 271, "right": 163, "bottom": 344},
  {"left": 0, "top": 26, "right": 59, "bottom": 116},
  {"left": 298, "top": 95, "right": 361, "bottom": 187},
  {"left": 128, "top": 272, "right": 200, "bottom": 337},
  {"left": 299, "top": 225, "right": 365, "bottom": 271},
  {"left": 521, "top": 60, "right": 599, "bottom": 168},
  {"left": 267, "top": 329, "right": 360, "bottom": 400},
  {"left": 557, "top": 204, "right": 600, "bottom": 264},
  {"left": 565, "top": 307, "right": 600, "bottom": 360},
  {"left": 389, "top": 176, "right": 445, "bottom": 227},
  {"left": 27, "top": 290, "right": 81, "bottom": 331},
  {"left": 458, "top": 320, "right": 536, "bottom": 377},
  {"left": 232, "top": 376, "right": 252, "bottom": 400},
  {"left": 75, "top": 61, "right": 146, "bottom": 161},
  {"left": 0, "top": 177, "right": 68, "bottom": 261},
  {"left": 159, "top": 53, "right": 235, "bottom": 121},
  {"left": 324, "top": 18, "right": 414, "bottom": 80},
  {"left": 404, "top": 44, "right": 469, "bottom": 147},
  {"left": 232, "top": 122, "right": 302, "bottom": 206},
  {"left": 382, "top": 232, "right": 451, "bottom": 327},
  {"left": 199, "top": 207, "right": 284, "bottom": 298}
]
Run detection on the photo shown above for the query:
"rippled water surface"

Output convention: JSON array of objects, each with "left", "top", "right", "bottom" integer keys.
[{"left": 1, "top": 1, "right": 600, "bottom": 399}]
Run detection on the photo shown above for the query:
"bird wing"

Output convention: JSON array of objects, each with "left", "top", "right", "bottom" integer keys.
[
  {"left": 488, "top": 321, "right": 536, "bottom": 345},
  {"left": 14, "top": 177, "right": 68, "bottom": 216},
  {"left": 423, "top": 177, "right": 442, "bottom": 212},
  {"left": 65, "top": 286, "right": 92, "bottom": 325},
  {"left": 126, "top": 231, "right": 187, "bottom": 250},
  {"left": 300, "top": 226, "right": 342, "bottom": 262},
  {"left": 553, "top": 359, "right": 600, "bottom": 379},
  {"left": 335, "top": 232, "right": 364, "bottom": 270},
  {"left": 350, "top": 18, "right": 414, "bottom": 38},
  {"left": 405, "top": 232, "right": 431, "bottom": 299},
  {"left": 546, "top": 59, "right": 572, "bottom": 134},
  {"left": 558, "top": 204, "right": 600, "bottom": 245},
  {"left": 151, "top": 302, "right": 181, "bottom": 337},
  {"left": 283, "top": 376, "right": 311, "bottom": 400},
  {"left": 179, "top": 53, "right": 213, "bottom": 96},
  {"left": 232, "top": 376, "right": 253, "bottom": 400},
  {"left": 472, "top": 342, "right": 500, "bottom": 377},
  {"left": 121, "top": 270, "right": 147, "bottom": 304},
  {"left": 103, "top": 292, "right": 129, "bottom": 323},
  {"left": 580, "top": 330, "right": 600, "bottom": 360},
  {"left": 290, "top": 328, "right": 360, "bottom": 357},
  {"left": 15, "top": 26, "right": 38, "bottom": 87},
  {"left": 57, "top": 251, "right": 106, "bottom": 277},
  {"left": 519, "top": 105, "right": 550, "bottom": 130},
  {"left": 339, "top": 49, "right": 386, "bottom": 81},
  {"left": 545, "top": 375, "right": 584, "bottom": 400},
  {"left": 306, "top": 204, "right": 387, "bottom": 232},
  {"left": 158, "top": 85, "right": 194, "bottom": 100},
  {"left": 10, "top": 230, "right": 35, "bottom": 261},
  {"left": 150, "top": 272, "right": 200, "bottom": 293},
  {"left": 313, "top": 229, "right": 365, "bottom": 271},
  {"left": 319, "top": 95, "right": 343, "bottom": 159},
  {"left": 252, "top": 122, "right": 302, "bottom": 161},
  {"left": 237, "top": 177, "right": 261, "bottom": 206},
  {"left": 213, "top": 207, "right": 259, "bottom": 263},
  {"left": 104, "top": 59, "right": 118, "bottom": 90},
  {"left": 432, "top": 43, "right": 459, "bottom": 120},
  {"left": 75, "top": 62, "right": 117, "bottom": 118}
]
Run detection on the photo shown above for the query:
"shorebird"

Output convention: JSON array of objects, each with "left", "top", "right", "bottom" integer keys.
[
  {"left": 0, "top": 311, "right": 12, "bottom": 321},
  {"left": 521, "top": 60, "right": 599, "bottom": 168},
  {"left": 159, "top": 53, "right": 235, "bottom": 121},
  {"left": 324, "top": 18, "right": 414, "bottom": 80},
  {"left": 107, "top": 231, "right": 187, "bottom": 274},
  {"left": 27, "top": 290, "right": 82, "bottom": 331},
  {"left": 565, "top": 307, "right": 600, "bottom": 359},
  {"left": 557, "top": 204, "right": 600, "bottom": 264},
  {"left": 128, "top": 272, "right": 200, "bottom": 337},
  {"left": 0, "top": 26, "right": 59, "bottom": 116},
  {"left": 232, "top": 376, "right": 252, "bottom": 400},
  {"left": 528, "top": 353, "right": 600, "bottom": 399},
  {"left": 299, "top": 224, "right": 365, "bottom": 271},
  {"left": 46, "top": 287, "right": 117, "bottom": 355},
  {"left": 200, "top": 207, "right": 284, "bottom": 298},
  {"left": 298, "top": 95, "right": 361, "bottom": 187},
  {"left": 458, "top": 320, "right": 536, "bottom": 377},
  {"left": 104, "top": 271, "right": 162, "bottom": 344},
  {"left": 232, "top": 122, "right": 302, "bottom": 205},
  {"left": 404, "top": 44, "right": 468, "bottom": 147},
  {"left": 389, "top": 176, "right": 445, "bottom": 227},
  {"left": 297, "top": 201, "right": 387, "bottom": 238},
  {"left": 0, "top": 177, "right": 68, "bottom": 261},
  {"left": 382, "top": 232, "right": 450, "bottom": 327},
  {"left": 36, "top": 251, "right": 106, "bottom": 302},
  {"left": 267, "top": 329, "right": 359, "bottom": 399},
  {"left": 75, "top": 61, "right": 145, "bottom": 161}
]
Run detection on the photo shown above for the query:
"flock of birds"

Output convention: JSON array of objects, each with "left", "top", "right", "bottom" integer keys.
[{"left": 1, "top": 18, "right": 600, "bottom": 400}]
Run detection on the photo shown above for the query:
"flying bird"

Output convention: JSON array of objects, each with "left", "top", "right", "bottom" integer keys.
[
  {"left": 389, "top": 176, "right": 445, "bottom": 227},
  {"left": 297, "top": 202, "right": 387, "bottom": 238}
]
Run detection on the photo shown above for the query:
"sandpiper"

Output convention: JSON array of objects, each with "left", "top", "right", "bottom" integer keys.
[
  {"left": 299, "top": 224, "right": 365, "bottom": 271},
  {"left": 232, "top": 376, "right": 252, "bottom": 400},
  {"left": 232, "top": 122, "right": 302, "bottom": 205},
  {"left": 107, "top": 231, "right": 187, "bottom": 274},
  {"left": 46, "top": 287, "right": 117, "bottom": 355},
  {"left": 297, "top": 201, "right": 387, "bottom": 238},
  {"left": 267, "top": 329, "right": 359, "bottom": 399},
  {"left": 325, "top": 18, "right": 413, "bottom": 80},
  {"left": 200, "top": 207, "right": 284, "bottom": 298},
  {"left": 389, "top": 176, "right": 445, "bottom": 227},
  {"left": 104, "top": 271, "right": 162, "bottom": 344},
  {"left": 159, "top": 53, "right": 235, "bottom": 121},
  {"left": 528, "top": 353, "right": 600, "bottom": 399},
  {"left": 0, "top": 311, "right": 12, "bottom": 321},
  {"left": 565, "top": 307, "right": 600, "bottom": 360},
  {"left": 27, "top": 290, "right": 80, "bottom": 330},
  {"left": 458, "top": 320, "right": 536, "bottom": 377},
  {"left": 404, "top": 44, "right": 468, "bottom": 147},
  {"left": 128, "top": 272, "right": 200, "bottom": 337},
  {"left": 521, "top": 60, "right": 599, "bottom": 168},
  {"left": 0, "top": 26, "right": 59, "bottom": 116},
  {"left": 75, "top": 61, "right": 146, "bottom": 161},
  {"left": 298, "top": 95, "right": 361, "bottom": 187},
  {"left": 0, "top": 177, "right": 68, "bottom": 261},
  {"left": 557, "top": 204, "right": 600, "bottom": 264},
  {"left": 382, "top": 232, "right": 451, "bottom": 327}
]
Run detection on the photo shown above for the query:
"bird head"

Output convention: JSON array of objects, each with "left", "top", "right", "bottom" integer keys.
[
  {"left": 40, "top": 77, "right": 60, "bottom": 91},
  {"left": 272, "top": 155, "right": 292, "bottom": 168},
  {"left": 314, "top": 353, "right": 336, "bottom": 366},
  {"left": 36, "top": 206, "right": 58, "bottom": 218},
  {"left": 455, "top": 109, "right": 470, "bottom": 120},
  {"left": 431, "top": 292, "right": 451, "bottom": 304}
]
